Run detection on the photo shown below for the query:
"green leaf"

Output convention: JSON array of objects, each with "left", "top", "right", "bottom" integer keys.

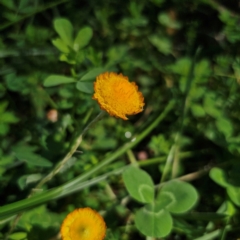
[
  {"left": 0, "top": 101, "right": 8, "bottom": 112},
  {"left": 43, "top": 75, "right": 76, "bottom": 87},
  {"left": 52, "top": 38, "right": 70, "bottom": 53},
  {"left": 216, "top": 117, "right": 233, "bottom": 138},
  {"left": 158, "top": 13, "right": 181, "bottom": 29},
  {"left": 203, "top": 93, "right": 222, "bottom": 118},
  {"left": 107, "top": 45, "right": 129, "bottom": 63},
  {"left": 0, "top": 112, "right": 19, "bottom": 123},
  {"left": 80, "top": 68, "right": 107, "bottom": 81},
  {"left": 232, "top": 60, "right": 240, "bottom": 79},
  {"left": 209, "top": 167, "right": 229, "bottom": 188},
  {"left": 18, "top": 205, "right": 60, "bottom": 231},
  {"left": 0, "top": 0, "right": 16, "bottom": 10},
  {"left": 123, "top": 166, "right": 154, "bottom": 203},
  {"left": 227, "top": 186, "right": 240, "bottom": 206},
  {"left": 53, "top": 18, "right": 73, "bottom": 47},
  {"left": 76, "top": 81, "right": 94, "bottom": 94},
  {"left": 73, "top": 26, "right": 93, "bottom": 51},
  {"left": 59, "top": 53, "right": 76, "bottom": 65},
  {"left": 0, "top": 123, "right": 9, "bottom": 135},
  {"left": 157, "top": 180, "right": 198, "bottom": 214},
  {"left": 168, "top": 57, "right": 191, "bottom": 75},
  {"left": 12, "top": 145, "right": 52, "bottom": 167},
  {"left": 191, "top": 104, "right": 205, "bottom": 117},
  {"left": 2, "top": 12, "right": 22, "bottom": 22},
  {"left": 194, "top": 59, "right": 210, "bottom": 82},
  {"left": 168, "top": 58, "right": 191, "bottom": 92},
  {"left": 18, "top": 174, "right": 43, "bottom": 190},
  {"left": 135, "top": 202, "right": 173, "bottom": 238},
  {"left": 4, "top": 73, "right": 28, "bottom": 92},
  {"left": 9, "top": 232, "right": 27, "bottom": 240},
  {"left": 148, "top": 35, "right": 172, "bottom": 55}
]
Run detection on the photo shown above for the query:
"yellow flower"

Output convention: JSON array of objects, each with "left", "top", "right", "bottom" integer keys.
[
  {"left": 93, "top": 72, "right": 144, "bottom": 120},
  {"left": 61, "top": 207, "right": 106, "bottom": 240}
]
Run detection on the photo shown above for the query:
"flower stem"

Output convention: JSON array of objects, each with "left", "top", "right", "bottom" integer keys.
[
  {"left": 62, "top": 100, "right": 176, "bottom": 189},
  {"left": 31, "top": 111, "right": 105, "bottom": 194}
]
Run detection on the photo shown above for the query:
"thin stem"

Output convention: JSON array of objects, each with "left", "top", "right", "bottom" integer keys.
[
  {"left": 62, "top": 100, "right": 176, "bottom": 189},
  {"left": 160, "top": 145, "right": 175, "bottom": 183},
  {"left": 171, "top": 48, "right": 201, "bottom": 178},
  {"left": 31, "top": 111, "right": 105, "bottom": 194},
  {"left": 127, "top": 149, "right": 138, "bottom": 166}
]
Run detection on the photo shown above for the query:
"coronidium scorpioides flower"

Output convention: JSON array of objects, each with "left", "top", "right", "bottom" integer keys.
[
  {"left": 61, "top": 207, "right": 106, "bottom": 240},
  {"left": 92, "top": 72, "right": 145, "bottom": 120}
]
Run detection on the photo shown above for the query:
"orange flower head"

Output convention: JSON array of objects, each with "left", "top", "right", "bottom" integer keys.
[
  {"left": 61, "top": 207, "right": 106, "bottom": 240},
  {"left": 92, "top": 72, "right": 144, "bottom": 120}
]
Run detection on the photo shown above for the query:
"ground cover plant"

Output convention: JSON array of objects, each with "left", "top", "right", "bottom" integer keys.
[{"left": 1, "top": 0, "right": 240, "bottom": 239}]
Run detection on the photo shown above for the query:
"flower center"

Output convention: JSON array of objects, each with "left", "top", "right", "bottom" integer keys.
[{"left": 78, "top": 225, "right": 89, "bottom": 236}]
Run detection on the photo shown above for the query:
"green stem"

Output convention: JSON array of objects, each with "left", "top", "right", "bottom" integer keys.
[
  {"left": 63, "top": 100, "right": 176, "bottom": 189},
  {"left": 127, "top": 149, "right": 138, "bottom": 166},
  {"left": 32, "top": 111, "right": 105, "bottom": 194},
  {"left": 160, "top": 145, "right": 175, "bottom": 183},
  {"left": 138, "top": 151, "right": 194, "bottom": 167},
  {"left": 171, "top": 48, "right": 201, "bottom": 178}
]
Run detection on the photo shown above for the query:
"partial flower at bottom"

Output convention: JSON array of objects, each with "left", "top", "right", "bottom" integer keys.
[
  {"left": 92, "top": 72, "right": 145, "bottom": 120},
  {"left": 60, "top": 207, "right": 106, "bottom": 240}
]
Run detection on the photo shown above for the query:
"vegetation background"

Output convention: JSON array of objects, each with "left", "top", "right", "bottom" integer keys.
[{"left": 1, "top": 0, "right": 240, "bottom": 239}]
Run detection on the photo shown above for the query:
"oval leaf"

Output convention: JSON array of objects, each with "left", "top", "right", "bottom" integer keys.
[
  {"left": 209, "top": 167, "right": 229, "bottom": 188},
  {"left": 76, "top": 81, "right": 93, "bottom": 94},
  {"left": 9, "top": 232, "right": 27, "bottom": 240},
  {"left": 157, "top": 180, "right": 198, "bottom": 214},
  {"left": 18, "top": 174, "right": 43, "bottom": 190},
  {"left": 80, "top": 68, "right": 107, "bottom": 82},
  {"left": 53, "top": 18, "right": 73, "bottom": 47},
  {"left": 21, "top": 155, "right": 52, "bottom": 167},
  {"left": 148, "top": 35, "right": 172, "bottom": 55},
  {"left": 123, "top": 166, "right": 154, "bottom": 203},
  {"left": 13, "top": 145, "right": 52, "bottom": 167},
  {"left": 73, "top": 26, "right": 93, "bottom": 51},
  {"left": 135, "top": 202, "right": 173, "bottom": 238},
  {"left": 227, "top": 186, "right": 240, "bottom": 206},
  {"left": 191, "top": 104, "right": 206, "bottom": 117},
  {"left": 52, "top": 38, "right": 69, "bottom": 53},
  {"left": 216, "top": 117, "right": 233, "bottom": 138},
  {"left": 44, "top": 75, "right": 75, "bottom": 87}
]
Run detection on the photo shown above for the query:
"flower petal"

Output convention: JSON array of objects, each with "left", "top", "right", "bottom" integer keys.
[
  {"left": 93, "top": 72, "right": 144, "bottom": 120},
  {"left": 61, "top": 207, "right": 106, "bottom": 240}
]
